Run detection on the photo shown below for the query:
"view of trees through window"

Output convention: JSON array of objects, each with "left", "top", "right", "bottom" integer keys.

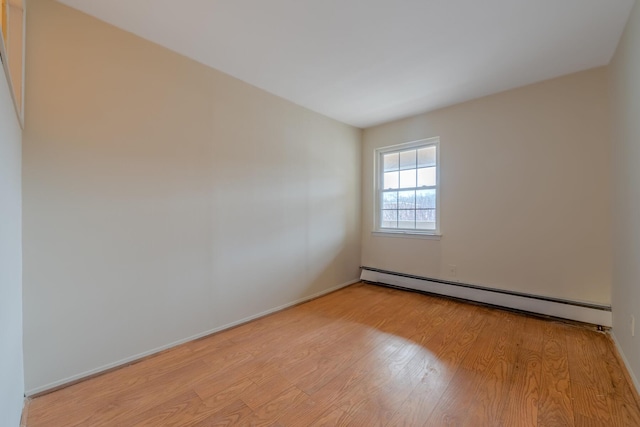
[{"left": 380, "top": 144, "right": 437, "bottom": 230}]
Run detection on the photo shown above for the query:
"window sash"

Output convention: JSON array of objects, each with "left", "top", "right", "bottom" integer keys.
[{"left": 375, "top": 138, "right": 440, "bottom": 234}]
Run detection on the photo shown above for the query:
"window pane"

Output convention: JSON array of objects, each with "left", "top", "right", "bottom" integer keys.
[
  {"left": 400, "top": 150, "right": 416, "bottom": 170},
  {"left": 418, "top": 146, "right": 436, "bottom": 168},
  {"left": 381, "top": 210, "right": 397, "bottom": 228},
  {"left": 417, "top": 167, "right": 436, "bottom": 187},
  {"left": 398, "top": 190, "right": 415, "bottom": 209},
  {"left": 399, "top": 169, "right": 416, "bottom": 188},
  {"left": 383, "top": 153, "right": 399, "bottom": 172},
  {"left": 416, "top": 209, "right": 436, "bottom": 230},
  {"left": 382, "top": 192, "right": 398, "bottom": 209},
  {"left": 384, "top": 171, "right": 399, "bottom": 189},
  {"left": 398, "top": 210, "right": 415, "bottom": 229},
  {"left": 378, "top": 141, "right": 439, "bottom": 233},
  {"left": 416, "top": 189, "right": 436, "bottom": 208}
]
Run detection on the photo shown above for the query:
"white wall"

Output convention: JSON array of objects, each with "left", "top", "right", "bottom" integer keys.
[
  {"left": 0, "top": 57, "right": 24, "bottom": 425},
  {"left": 610, "top": 0, "right": 640, "bottom": 389},
  {"left": 362, "top": 68, "right": 612, "bottom": 305},
  {"left": 22, "top": 0, "right": 361, "bottom": 393}
]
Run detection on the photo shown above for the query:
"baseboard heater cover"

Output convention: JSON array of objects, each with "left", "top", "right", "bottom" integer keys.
[{"left": 360, "top": 267, "right": 612, "bottom": 327}]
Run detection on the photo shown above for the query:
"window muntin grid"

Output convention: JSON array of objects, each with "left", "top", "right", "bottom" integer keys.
[{"left": 377, "top": 141, "right": 438, "bottom": 232}]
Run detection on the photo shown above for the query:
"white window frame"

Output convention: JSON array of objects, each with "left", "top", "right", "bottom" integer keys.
[{"left": 373, "top": 137, "right": 441, "bottom": 238}]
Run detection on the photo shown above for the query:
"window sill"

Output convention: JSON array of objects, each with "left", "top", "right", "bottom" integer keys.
[{"left": 372, "top": 231, "right": 442, "bottom": 240}]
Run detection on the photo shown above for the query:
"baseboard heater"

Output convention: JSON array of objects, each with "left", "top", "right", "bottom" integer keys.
[{"left": 360, "top": 266, "right": 612, "bottom": 327}]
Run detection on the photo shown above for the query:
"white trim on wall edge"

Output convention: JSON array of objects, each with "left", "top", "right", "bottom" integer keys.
[
  {"left": 25, "top": 278, "right": 360, "bottom": 396},
  {"left": 610, "top": 332, "right": 640, "bottom": 398},
  {"left": 361, "top": 268, "right": 612, "bottom": 327}
]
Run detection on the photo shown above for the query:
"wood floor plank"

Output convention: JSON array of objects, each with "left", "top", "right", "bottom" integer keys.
[
  {"left": 538, "top": 324, "right": 575, "bottom": 427},
  {"left": 28, "top": 341, "right": 221, "bottom": 419},
  {"left": 566, "top": 326, "right": 614, "bottom": 395},
  {"left": 241, "top": 368, "right": 295, "bottom": 411},
  {"left": 423, "top": 313, "right": 517, "bottom": 427},
  {"left": 126, "top": 391, "right": 215, "bottom": 427},
  {"left": 519, "top": 316, "right": 546, "bottom": 353},
  {"left": 460, "top": 309, "right": 511, "bottom": 373},
  {"left": 499, "top": 347, "right": 542, "bottom": 427},
  {"left": 25, "top": 283, "right": 640, "bottom": 427},
  {"left": 424, "top": 366, "right": 484, "bottom": 426},
  {"left": 461, "top": 316, "right": 520, "bottom": 426},
  {"left": 385, "top": 358, "right": 454, "bottom": 426},
  {"left": 187, "top": 399, "right": 254, "bottom": 427},
  {"left": 417, "top": 303, "right": 486, "bottom": 366},
  {"left": 608, "top": 378, "right": 640, "bottom": 427},
  {"left": 243, "top": 386, "right": 307, "bottom": 426},
  {"left": 91, "top": 360, "right": 228, "bottom": 427},
  {"left": 29, "top": 359, "right": 211, "bottom": 427},
  {"left": 419, "top": 307, "right": 494, "bottom": 426},
  {"left": 314, "top": 338, "right": 422, "bottom": 424},
  {"left": 194, "top": 376, "right": 258, "bottom": 411},
  {"left": 601, "top": 333, "right": 640, "bottom": 411},
  {"left": 571, "top": 385, "right": 612, "bottom": 426},
  {"left": 308, "top": 291, "right": 458, "bottom": 424},
  {"left": 284, "top": 350, "right": 360, "bottom": 395},
  {"left": 282, "top": 291, "right": 419, "bottom": 395},
  {"left": 272, "top": 395, "right": 348, "bottom": 427}
]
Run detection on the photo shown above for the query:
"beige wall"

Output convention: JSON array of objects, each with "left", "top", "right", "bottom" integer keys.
[
  {"left": 23, "top": 0, "right": 361, "bottom": 393},
  {"left": 362, "top": 68, "right": 612, "bottom": 304},
  {"left": 610, "top": 0, "right": 640, "bottom": 388},
  {"left": 0, "top": 50, "right": 24, "bottom": 426}
]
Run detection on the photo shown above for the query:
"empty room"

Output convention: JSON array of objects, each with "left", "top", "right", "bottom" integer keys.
[{"left": 2, "top": 0, "right": 640, "bottom": 425}]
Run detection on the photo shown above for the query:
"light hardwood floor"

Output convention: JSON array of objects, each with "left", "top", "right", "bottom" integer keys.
[{"left": 26, "top": 283, "right": 640, "bottom": 426}]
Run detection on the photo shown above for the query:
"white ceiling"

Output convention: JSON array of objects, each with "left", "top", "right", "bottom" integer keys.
[{"left": 57, "top": 0, "right": 635, "bottom": 128}]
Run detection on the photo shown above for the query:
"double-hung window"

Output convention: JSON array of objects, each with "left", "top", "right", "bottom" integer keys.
[{"left": 375, "top": 137, "right": 440, "bottom": 235}]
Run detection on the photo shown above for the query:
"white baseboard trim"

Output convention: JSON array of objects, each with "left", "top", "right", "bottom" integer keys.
[
  {"left": 361, "top": 268, "right": 612, "bottom": 327},
  {"left": 610, "top": 332, "right": 640, "bottom": 398},
  {"left": 25, "top": 278, "right": 360, "bottom": 397}
]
